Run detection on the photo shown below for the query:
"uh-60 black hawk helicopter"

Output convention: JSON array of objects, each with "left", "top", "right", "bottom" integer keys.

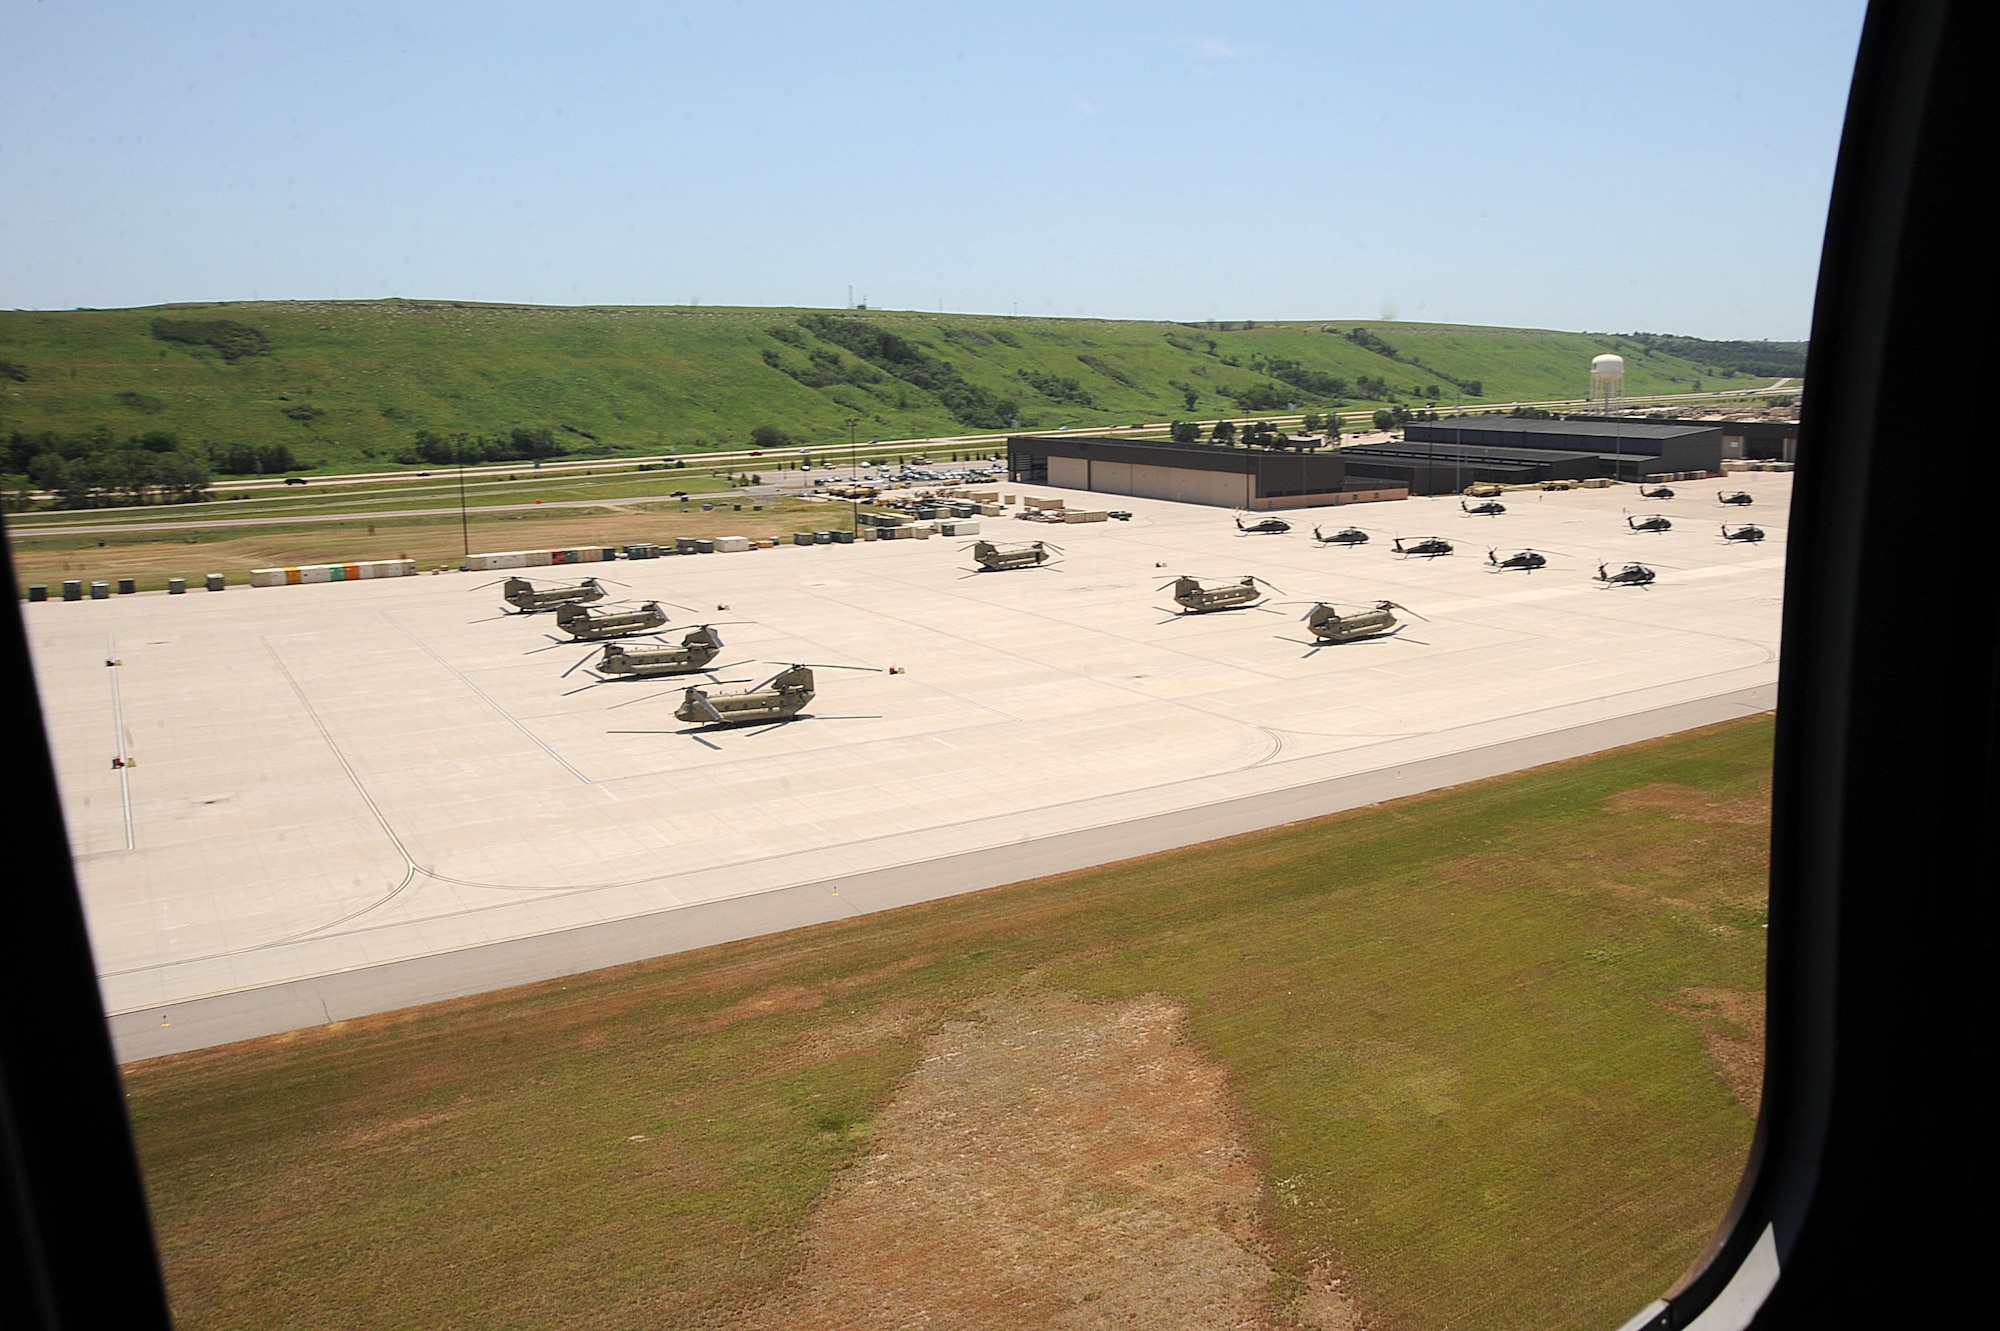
[
  {"left": 492, "top": 574, "right": 612, "bottom": 613},
  {"left": 1461, "top": 497, "right": 1507, "bottom": 516},
  {"left": 671, "top": 663, "right": 879, "bottom": 728},
  {"left": 1488, "top": 547, "right": 1564, "bottom": 572},
  {"left": 1639, "top": 484, "right": 1677, "bottom": 499},
  {"left": 1721, "top": 523, "right": 1767, "bottom": 543},
  {"left": 965, "top": 539, "right": 1060, "bottom": 571},
  {"left": 1719, "top": 489, "right": 1755, "bottom": 505},
  {"left": 564, "top": 626, "right": 728, "bottom": 682},
  {"left": 553, "top": 599, "right": 670, "bottom": 640},
  {"left": 1160, "top": 574, "right": 1281, "bottom": 613},
  {"left": 1311, "top": 524, "right": 1370, "bottom": 546},
  {"left": 1391, "top": 535, "right": 1455, "bottom": 558},
  {"left": 1234, "top": 513, "right": 1292, "bottom": 535},
  {"left": 1299, "top": 599, "right": 1425, "bottom": 644},
  {"left": 1596, "top": 561, "right": 1659, "bottom": 587},
  {"left": 1626, "top": 512, "right": 1673, "bottom": 533}
]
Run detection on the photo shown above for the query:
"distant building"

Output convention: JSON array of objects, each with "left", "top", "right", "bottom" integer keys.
[
  {"left": 1568, "top": 415, "right": 1799, "bottom": 463},
  {"left": 1005, "top": 435, "right": 1404, "bottom": 511},
  {"left": 1340, "top": 416, "right": 1726, "bottom": 495}
]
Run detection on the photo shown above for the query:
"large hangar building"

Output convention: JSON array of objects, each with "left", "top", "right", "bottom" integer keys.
[
  {"left": 1006, "top": 435, "right": 1405, "bottom": 510},
  {"left": 1340, "top": 416, "right": 1726, "bottom": 495}
]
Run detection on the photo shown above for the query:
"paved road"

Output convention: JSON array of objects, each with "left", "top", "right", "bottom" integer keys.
[
  {"left": 107, "top": 681, "right": 1774, "bottom": 1062},
  {"left": 8, "top": 492, "right": 734, "bottom": 537}
]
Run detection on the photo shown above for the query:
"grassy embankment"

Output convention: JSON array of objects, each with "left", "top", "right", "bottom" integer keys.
[
  {"left": 126, "top": 717, "right": 1772, "bottom": 1331},
  {"left": 0, "top": 301, "right": 1790, "bottom": 474},
  {"left": 3, "top": 466, "right": 870, "bottom": 593}
]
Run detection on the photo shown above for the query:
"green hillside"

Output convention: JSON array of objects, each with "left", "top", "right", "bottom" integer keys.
[{"left": 0, "top": 301, "right": 1798, "bottom": 477}]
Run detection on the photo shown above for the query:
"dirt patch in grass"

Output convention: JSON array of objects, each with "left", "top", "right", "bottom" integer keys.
[
  {"left": 737, "top": 991, "right": 1361, "bottom": 1330},
  {"left": 1661, "top": 987, "right": 1766, "bottom": 1114},
  {"left": 1604, "top": 782, "right": 1770, "bottom": 826}
]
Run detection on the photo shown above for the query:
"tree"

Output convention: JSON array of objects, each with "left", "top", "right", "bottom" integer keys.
[
  {"left": 1181, "top": 387, "right": 1199, "bottom": 412},
  {"left": 1301, "top": 413, "right": 1323, "bottom": 434},
  {"left": 750, "top": 424, "right": 792, "bottom": 450},
  {"left": 1325, "top": 414, "right": 1344, "bottom": 442},
  {"left": 1210, "top": 420, "right": 1237, "bottom": 445},
  {"left": 1169, "top": 420, "right": 1200, "bottom": 443}
]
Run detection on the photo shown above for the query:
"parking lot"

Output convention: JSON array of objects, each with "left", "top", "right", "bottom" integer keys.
[{"left": 23, "top": 473, "right": 1791, "bottom": 1055}]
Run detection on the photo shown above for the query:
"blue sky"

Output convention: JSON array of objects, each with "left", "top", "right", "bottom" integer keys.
[{"left": 1, "top": 1, "right": 1867, "bottom": 337}]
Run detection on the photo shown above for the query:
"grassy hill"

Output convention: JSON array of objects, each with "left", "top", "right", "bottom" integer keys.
[{"left": 0, "top": 301, "right": 1801, "bottom": 475}]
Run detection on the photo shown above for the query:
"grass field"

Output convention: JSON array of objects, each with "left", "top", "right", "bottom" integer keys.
[
  {"left": 3, "top": 463, "right": 859, "bottom": 592},
  {"left": 122, "top": 716, "right": 1771, "bottom": 1330},
  {"left": 1, "top": 301, "right": 1790, "bottom": 472}
]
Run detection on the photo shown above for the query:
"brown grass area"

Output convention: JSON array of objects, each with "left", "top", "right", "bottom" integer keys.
[
  {"left": 1603, "top": 781, "right": 1771, "bottom": 826},
  {"left": 1660, "top": 988, "right": 1766, "bottom": 1114},
  {"left": 737, "top": 991, "right": 1365, "bottom": 1331}
]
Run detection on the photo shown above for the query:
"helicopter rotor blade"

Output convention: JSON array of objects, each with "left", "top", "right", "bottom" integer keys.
[
  {"left": 606, "top": 688, "right": 681, "bottom": 711},
  {"left": 561, "top": 648, "right": 600, "bottom": 678},
  {"left": 1385, "top": 602, "right": 1430, "bottom": 622}
]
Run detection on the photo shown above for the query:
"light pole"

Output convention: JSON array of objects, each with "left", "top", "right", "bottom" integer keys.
[{"left": 453, "top": 432, "right": 470, "bottom": 562}]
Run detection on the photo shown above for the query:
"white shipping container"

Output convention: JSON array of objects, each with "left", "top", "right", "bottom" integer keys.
[{"left": 714, "top": 535, "right": 752, "bottom": 552}]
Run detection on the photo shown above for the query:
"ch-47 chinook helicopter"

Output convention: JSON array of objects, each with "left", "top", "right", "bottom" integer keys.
[
  {"left": 1461, "top": 497, "right": 1507, "bottom": 516},
  {"left": 672, "top": 663, "right": 878, "bottom": 728},
  {"left": 1488, "top": 547, "right": 1564, "bottom": 572},
  {"left": 564, "top": 626, "right": 727, "bottom": 682},
  {"left": 1160, "top": 574, "right": 1280, "bottom": 613},
  {"left": 1626, "top": 512, "right": 1674, "bottom": 533},
  {"left": 1299, "top": 599, "right": 1425, "bottom": 644},
  {"left": 492, "top": 575, "right": 611, "bottom": 613},
  {"left": 966, "top": 539, "right": 1060, "bottom": 571},
  {"left": 1235, "top": 513, "right": 1292, "bottom": 535},
  {"left": 1596, "top": 561, "right": 1658, "bottom": 587},
  {"left": 1391, "top": 535, "right": 1455, "bottom": 558},
  {"left": 1311, "top": 524, "right": 1370, "bottom": 546},
  {"left": 1639, "top": 484, "right": 1677, "bottom": 499},
  {"left": 553, "top": 599, "right": 670, "bottom": 640},
  {"left": 1721, "top": 523, "right": 1767, "bottom": 544},
  {"left": 1719, "top": 489, "right": 1755, "bottom": 505}
]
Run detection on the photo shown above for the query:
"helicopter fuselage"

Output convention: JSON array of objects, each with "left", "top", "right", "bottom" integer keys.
[
  {"left": 1303, "top": 602, "right": 1401, "bottom": 643},
  {"left": 970, "top": 540, "right": 1051, "bottom": 571},
  {"left": 1489, "top": 549, "right": 1547, "bottom": 571},
  {"left": 595, "top": 627, "right": 724, "bottom": 677},
  {"left": 1393, "top": 537, "right": 1454, "bottom": 558},
  {"left": 504, "top": 576, "right": 606, "bottom": 612},
  {"left": 1313, "top": 526, "right": 1370, "bottom": 546},
  {"left": 1598, "top": 563, "right": 1657, "bottom": 586},
  {"left": 676, "top": 666, "right": 815, "bottom": 726},
  {"left": 555, "top": 600, "right": 669, "bottom": 640},
  {"left": 1168, "top": 576, "right": 1263, "bottom": 612}
]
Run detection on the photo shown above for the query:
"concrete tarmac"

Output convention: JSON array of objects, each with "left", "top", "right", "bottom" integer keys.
[{"left": 19, "top": 475, "right": 1792, "bottom": 1062}]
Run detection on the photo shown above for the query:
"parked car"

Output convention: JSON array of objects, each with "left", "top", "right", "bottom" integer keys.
[{"left": 283, "top": 476, "right": 308, "bottom": 486}]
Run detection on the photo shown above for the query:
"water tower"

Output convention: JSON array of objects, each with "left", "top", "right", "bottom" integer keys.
[{"left": 1590, "top": 353, "right": 1626, "bottom": 413}]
